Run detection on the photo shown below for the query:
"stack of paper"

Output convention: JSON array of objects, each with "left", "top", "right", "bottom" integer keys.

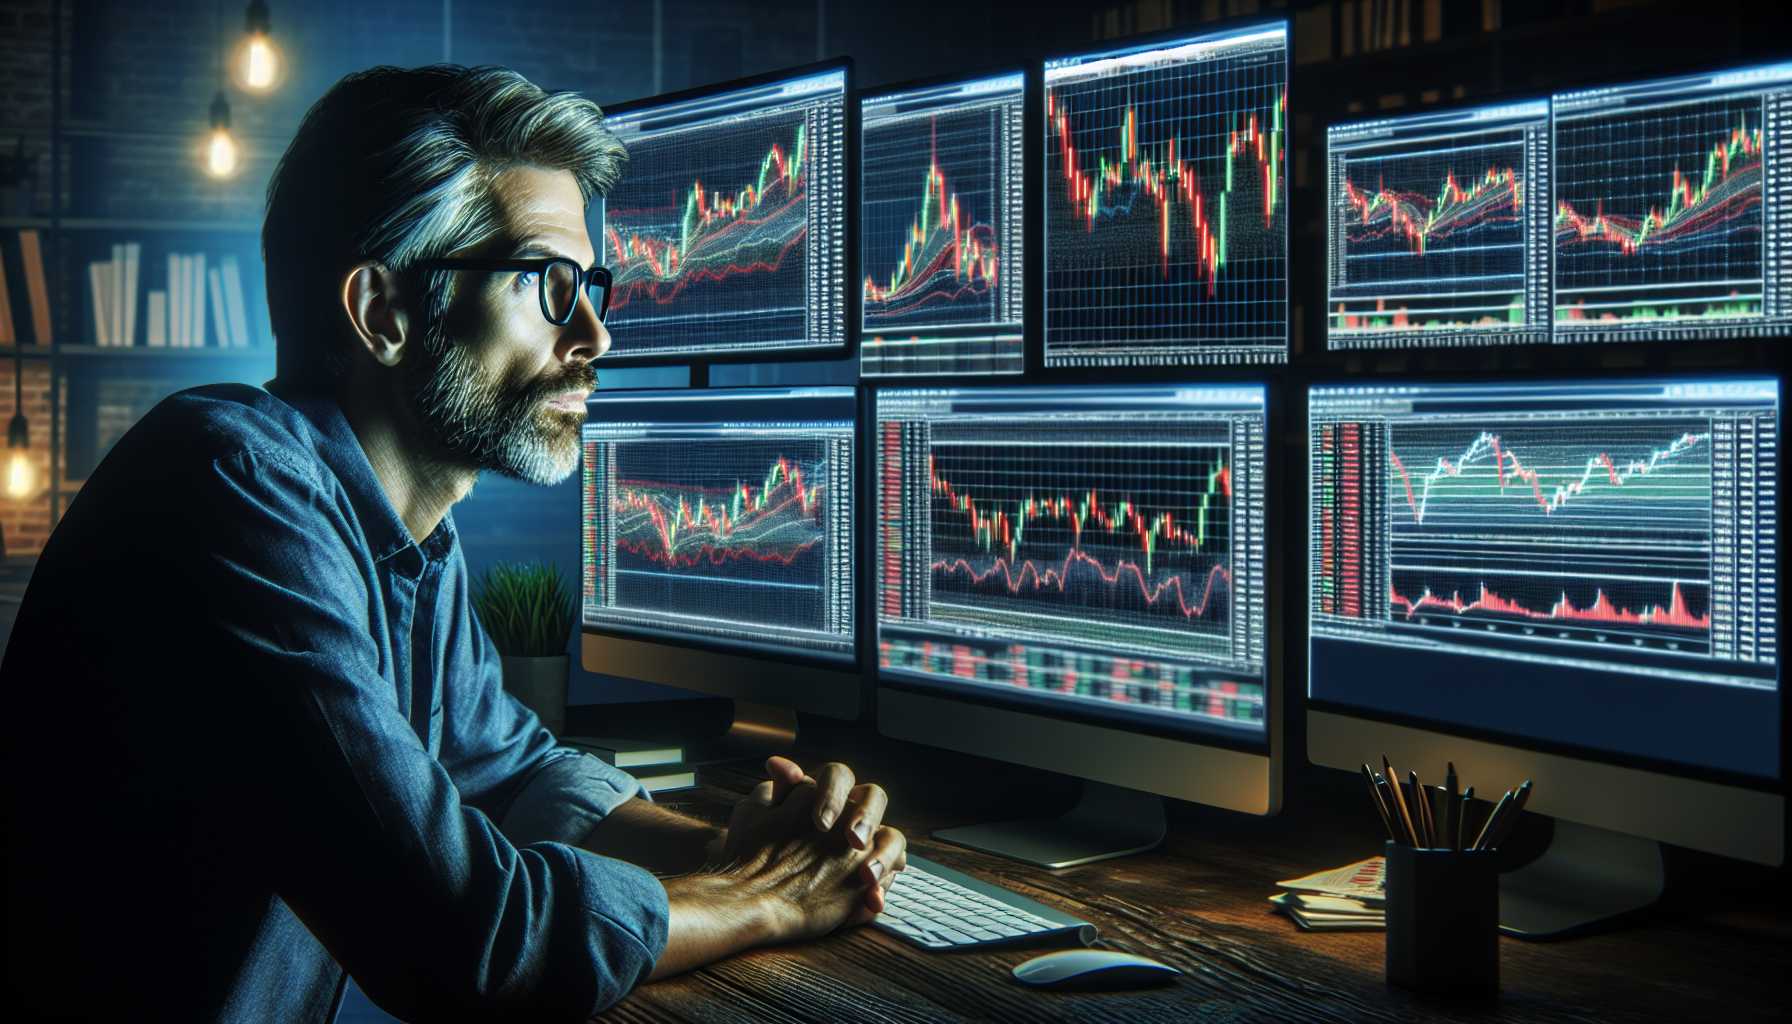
[{"left": 1270, "top": 856, "right": 1386, "bottom": 931}]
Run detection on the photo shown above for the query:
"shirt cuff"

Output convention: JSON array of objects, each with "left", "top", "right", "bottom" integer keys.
[{"left": 499, "top": 749, "right": 650, "bottom": 848}]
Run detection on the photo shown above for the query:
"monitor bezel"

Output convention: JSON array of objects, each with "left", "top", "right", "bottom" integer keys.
[
  {"left": 577, "top": 383, "right": 866, "bottom": 675},
  {"left": 595, "top": 57, "right": 859, "bottom": 368},
  {"left": 856, "top": 66, "right": 1034, "bottom": 383},
  {"left": 1298, "top": 370, "right": 1785, "bottom": 796},
  {"left": 868, "top": 378, "right": 1282, "bottom": 759},
  {"left": 1034, "top": 17, "right": 1293, "bottom": 378}
]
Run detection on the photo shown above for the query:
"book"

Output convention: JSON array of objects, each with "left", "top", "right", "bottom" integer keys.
[
  {"left": 146, "top": 290, "right": 166, "bottom": 347},
  {"left": 208, "top": 268, "right": 229, "bottom": 349},
  {"left": 221, "top": 255, "right": 249, "bottom": 348},
  {"left": 174, "top": 253, "right": 189, "bottom": 347},
  {"left": 18, "top": 229, "right": 52, "bottom": 345},
  {"left": 1268, "top": 892, "right": 1386, "bottom": 932},
  {"left": 167, "top": 253, "right": 180, "bottom": 347},
  {"left": 561, "top": 735, "right": 686, "bottom": 769},
  {"left": 1275, "top": 856, "right": 1387, "bottom": 905},
  {"left": 634, "top": 763, "right": 698, "bottom": 795},
  {"left": 0, "top": 236, "right": 14, "bottom": 345},
  {"left": 110, "top": 242, "right": 124, "bottom": 348},
  {"left": 122, "top": 241, "right": 140, "bottom": 347},
  {"left": 190, "top": 252, "right": 207, "bottom": 347},
  {"left": 88, "top": 260, "right": 111, "bottom": 346}
]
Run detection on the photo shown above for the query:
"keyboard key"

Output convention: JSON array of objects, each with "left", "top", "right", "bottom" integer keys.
[{"left": 933, "top": 927, "right": 975, "bottom": 945}]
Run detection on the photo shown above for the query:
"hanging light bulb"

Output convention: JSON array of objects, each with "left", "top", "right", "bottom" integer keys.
[
  {"left": 233, "top": 1, "right": 283, "bottom": 93},
  {"left": 6, "top": 410, "right": 32, "bottom": 500},
  {"left": 204, "top": 89, "right": 240, "bottom": 179}
]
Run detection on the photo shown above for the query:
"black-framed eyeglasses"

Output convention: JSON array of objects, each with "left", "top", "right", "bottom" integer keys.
[{"left": 417, "top": 257, "right": 612, "bottom": 325}]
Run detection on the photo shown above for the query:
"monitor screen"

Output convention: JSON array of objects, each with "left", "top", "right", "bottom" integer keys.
[
  {"left": 580, "top": 387, "right": 856, "bottom": 662},
  {"left": 1326, "top": 101, "right": 1552, "bottom": 349},
  {"left": 1552, "top": 62, "right": 1792, "bottom": 343},
  {"left": 599, "top": 67, "right": 849, "bottom": 361},
  {"left": 860, "top": 73, "right": 1027, "bottom": 378},
  {"left": 876, "top": 384, "right": 1269, "bottom": 740},
  {"left": 1043, "top": 23, "right": 1288, "bottom": 368},
  {"left": 1308, "top": 378, "right": 1781, "bottom": 780}
]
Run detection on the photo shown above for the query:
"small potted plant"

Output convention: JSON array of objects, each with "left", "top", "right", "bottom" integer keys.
[{"left": 472, "top": 561, "right": 575, "bottom": 736}]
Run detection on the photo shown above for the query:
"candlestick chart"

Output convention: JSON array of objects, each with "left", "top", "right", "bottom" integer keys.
[
  {"left": 1553, "top": 96, "right": 1765, "bottom": 336},
  {"left": 1385, "top": 419, "right": 1716, "bottom": 654},
  {"left": 861, "top": 77, "right": 1025, "bottom": 376},
  {"left": 878, "top": 385, "right": 1269, "bottom": 729},
  {"left": 1328, "top": 137, "right": 1540, "bottom": 343},
  {"left": 1044, "top": 33, "right": 1288, "bottom": 366},
  {"left": 608, "top": 441, "right": 833, "bottom": 632},
  {"left": 925, "top": 431, "right": 1237, "bottom": 662}
]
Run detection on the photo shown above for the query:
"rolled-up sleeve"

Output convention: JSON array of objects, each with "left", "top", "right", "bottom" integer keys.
[
  {"left": 193, "top": 450, "right": 667, "bottom": 1020},
  {"left": 438, "top": 615, "right": 650, "bottom": 849}
]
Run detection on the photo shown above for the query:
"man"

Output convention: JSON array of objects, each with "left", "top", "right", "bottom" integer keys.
[{"left": 1, "top": 65, "right": 904, "bottom": 1021}]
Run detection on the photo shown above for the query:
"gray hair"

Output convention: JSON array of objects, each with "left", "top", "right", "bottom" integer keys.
[{"left": 262, "top": 65, "right": 627, "bottom": 386}]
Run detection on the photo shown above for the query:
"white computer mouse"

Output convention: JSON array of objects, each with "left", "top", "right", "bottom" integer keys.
[{"left": 1010, "top": 948, "right": 1183, "bottom": 990}]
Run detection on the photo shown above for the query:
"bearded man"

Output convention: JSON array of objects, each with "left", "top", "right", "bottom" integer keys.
[{"left": 2, "top": 64, "right": 902, "bottom": 1022}]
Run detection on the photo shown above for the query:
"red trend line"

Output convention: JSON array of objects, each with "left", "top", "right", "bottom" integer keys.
[
  {"left": 934, "top": 551, "right": 1232, "bottom": 620},
  {"left": 615, "top": 456, "right": 823, "bottom": 567},
  {"left": 1342, "top": 165, "right": 1521, "bottom": 256},
  {"left": 1389, "top": 580, "right": 1710, "bottom": 630},
  {"left": 928, "top": 456, "right": 1228, "bottom": 575},
  {"left": 1047, "top": 87, "right": 1285, "bottom": 288},
  {"left": 1555, "top": 113, "right": 1761, "bottom": 255},
  {"left": 607, "top": 126, "right": 809, "bottom": 310},
  {"left": 864, "top": 118, "right": 999, "bottom": 313}
]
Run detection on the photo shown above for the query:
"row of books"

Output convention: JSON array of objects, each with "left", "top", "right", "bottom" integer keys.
[
  {"left": 0, "top": 228, "right": 54, "bottom": 346},
  {"left": 562, "top": 735, "right": 697, "bottom": 794},
  {"left": 88, "top": 245, "right": 254, "bottom": 348}
]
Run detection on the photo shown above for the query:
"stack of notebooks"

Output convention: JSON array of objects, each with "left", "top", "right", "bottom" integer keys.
[
  {"left": 1269, "top": 856, "right": 1386, "bottom": 931},
  {"left": 561, "top": 735, "right": 697, "bottom": 795}
]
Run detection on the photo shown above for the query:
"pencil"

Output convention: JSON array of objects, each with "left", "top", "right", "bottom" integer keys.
[
  {"left": 1383, "top": 756, "right": 1418, "bottom": 845},
  {"left": 1444, "top": 762, "right": 1459, "bottom": 852},
  {"left": 1457, "top": 785, "right": 1473, "bottom": 852},
  {"left": 1409, "top": 769, "right": 1433, "bottom": 847},
  {"left": 1484, "top": 780, "right": 1533, "bottom": 851},
  {"left": 1472, "top": 788, "right": 1515, "bottom": 851},
  {"left": 1375, "top": 770, "right": 1410, "bottom": 845},
  {"left": 1362, "top": 763, "right": 1398, "bottom": 841}
]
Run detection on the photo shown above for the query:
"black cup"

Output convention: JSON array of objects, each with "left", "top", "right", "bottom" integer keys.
[{"left": 1384, "top": 841, "right": 1499, "bottom": 996}]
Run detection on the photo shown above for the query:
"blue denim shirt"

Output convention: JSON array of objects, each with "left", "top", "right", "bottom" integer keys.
[{"left": 1, "top": 382, "right": 669, "bottom": 1022}]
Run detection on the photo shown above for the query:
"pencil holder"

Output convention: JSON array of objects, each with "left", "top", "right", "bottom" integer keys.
[{"left": 1384, "top": 842, "right": 1499, "bottom": 997}]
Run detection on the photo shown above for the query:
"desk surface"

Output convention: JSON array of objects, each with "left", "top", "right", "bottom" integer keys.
[{"left": 603, "top": 717, "right": 1786, "bottom": 1024}]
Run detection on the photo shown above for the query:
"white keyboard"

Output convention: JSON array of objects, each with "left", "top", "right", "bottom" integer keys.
[{"left": 874, "top": 854, "right": 1097, "bottom": 950}]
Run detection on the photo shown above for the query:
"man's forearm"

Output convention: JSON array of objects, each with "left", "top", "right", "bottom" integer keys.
[
  {"left": 647, "top": 874, "right": 783, "bottom": 981},
  {"left": 578, "top": 796, "right": 724, "bottom": 875}
]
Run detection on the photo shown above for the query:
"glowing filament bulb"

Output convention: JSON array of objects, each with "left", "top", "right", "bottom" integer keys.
[
  {"left": 207, "top": 129, "right": 239, "bottom": 178},
  {"left": 241, "top": 34, "right": 280, "bottom": 92},
  {"left": 6, "top": 451, "right": 33, "bottom": 499}
]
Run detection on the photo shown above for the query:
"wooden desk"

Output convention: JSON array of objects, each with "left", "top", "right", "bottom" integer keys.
[{"left": 602, "top": 718, "right": 1787, "bottom": 1024}]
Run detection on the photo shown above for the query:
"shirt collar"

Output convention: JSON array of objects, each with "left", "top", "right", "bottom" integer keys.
[{"left": 265, "top": 379, "right": 459, "bottom": 576}]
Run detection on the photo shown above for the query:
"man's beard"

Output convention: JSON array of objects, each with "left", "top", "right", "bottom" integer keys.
[{"left": 402, "top": 325, "right": 594, "bottom": 485}]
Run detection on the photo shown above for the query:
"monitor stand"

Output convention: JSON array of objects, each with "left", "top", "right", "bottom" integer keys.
[
  {"left": 1499, "top": 819, "right": 1665, "bottom": 939},
  {"left": 933, "top": 781, "right": 1167, "bottom": 869},
  {"left": 682, "top": 700, "right": 800, "bottom": 764}
]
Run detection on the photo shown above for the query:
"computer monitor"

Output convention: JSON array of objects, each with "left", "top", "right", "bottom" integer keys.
[
  {"left": 1306, "top": 377, "right": 1782, "bottom": 937},
  {"left": 1326, "top": 100, "right": 1552, "bottom": 349},
  {"left": 598, "top": 62, "right": 851, "bottom": 362},
  {"left": 860, "top": 72, "right": 1027, "bottom": 378},
  {"left": 874, "top": 383, "right": 1278, "bottom": 868},
  {"left": 1043, "top": 21, "right": 1288, "bottom": 368},
  {"left": 579, "top": 386, "right": 863, "bottom": 742},
  {"left": 1552, "top": 62, "right": 1792, "bottom": 344}
]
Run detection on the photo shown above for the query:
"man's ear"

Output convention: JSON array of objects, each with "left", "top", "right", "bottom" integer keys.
[{"left": 341, "top": 261, "right": 413, "bottom": 368}]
